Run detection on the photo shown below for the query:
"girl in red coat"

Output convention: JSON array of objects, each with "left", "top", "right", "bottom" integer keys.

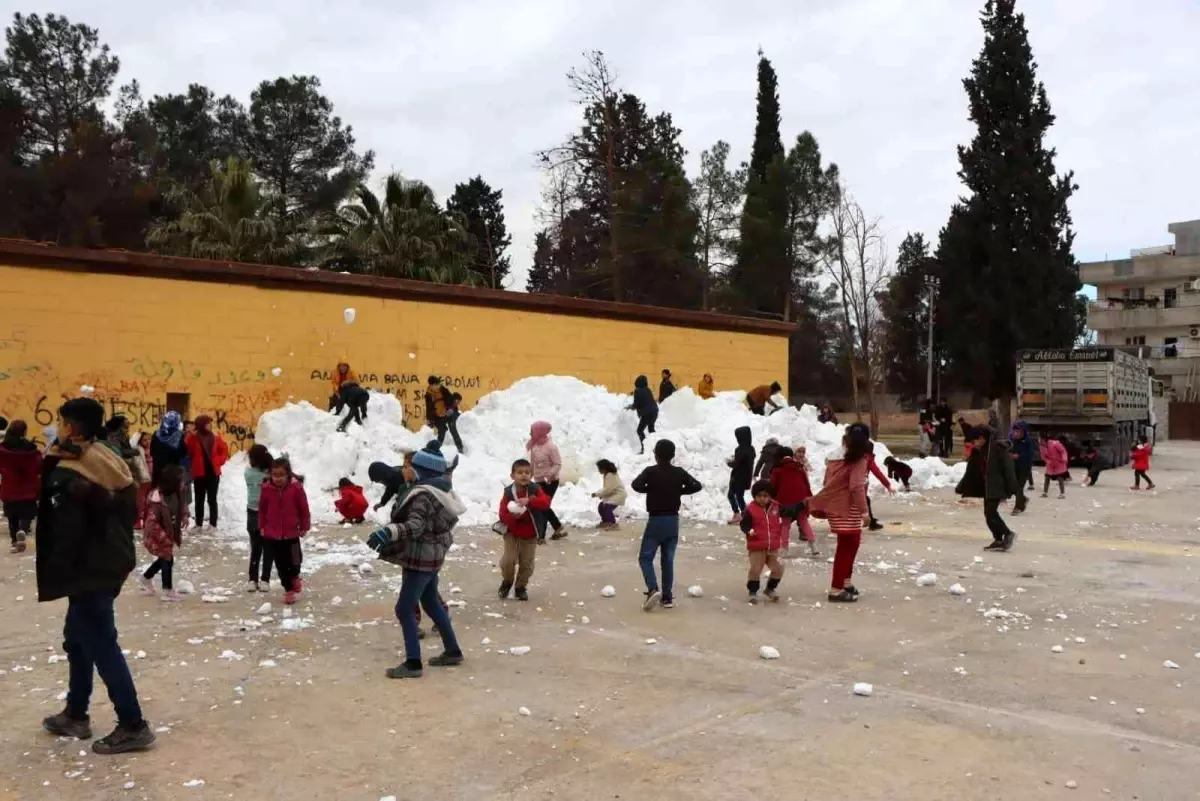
[
  {"left": 738, "top": 480, "right": 789, "bottom": 603},
  {"left": 1130, "top": 434, "right": 1156, "bottom": 490},
  {"left": 335, "top": 477, "right": 369, "bottom": 523},
  {"left": 0, "top": 420, "right": 42, "bottom": 553},
  {"left": 184, "top": 415, "right": 229, "bottom": 529},
  {"left": 803, "top": 427, "right": 872, "bottom": 603},
  {"left": 258, "top": 458, "right": 311, "bottom": 604},
  {"left": 769, "top": 446, "right": 819, "bottom": 557},
  {"left": 139, "top": 465, "right": 189, "bottom": 601}
]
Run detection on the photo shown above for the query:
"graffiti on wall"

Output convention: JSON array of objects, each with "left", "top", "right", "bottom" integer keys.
[{"left": 310, "top": 369, "right": 498, "bottom": 426}]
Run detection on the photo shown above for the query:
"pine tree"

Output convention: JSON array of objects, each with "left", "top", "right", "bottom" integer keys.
[
  {"left": 935, "top": 0, "right": 1079, "bottom": 418},
  {"left": 881, "top": 232, "right": 934, "bottom": 402},
  {"left": 447, "top": 176, "right": 512, "bottom": 289},
  {"left": 691, "top": 140, "right": 744, "bottom": 309},
  {"left": 731, "top": 52, "right": 790, "bottom": 317}
]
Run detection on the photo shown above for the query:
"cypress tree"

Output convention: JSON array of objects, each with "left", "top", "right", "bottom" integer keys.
[
  {"left": 881, "top": 233, "right": 935, "bottom": 403},
  {"left": 935, "top": 0, "right": 1080, "bottom": 415}
]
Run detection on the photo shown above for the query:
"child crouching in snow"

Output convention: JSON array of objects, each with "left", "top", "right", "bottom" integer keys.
[
  {"left": 769, "top": 446, "right": 818, "bottom": 557},
  {"left": 497, "top": 458, "right": 552, "bottom": 600},
  {"left": 883, "top": 456, "right": 913, "bottom": 491},
  {"left": 739, "top": 479, "right": 788, "bottom": 603},
  {"left": 258, "top": 458, "right": 310, "bottom": 605},
  {"left": 335, "top": 477, "right": 368, "bottom": 523},
  {"left": 140, "top": 465, "right": 188, "bottom": 600},
  {"left": 592, "top": 459, "right": 626, "bottom": 530}
]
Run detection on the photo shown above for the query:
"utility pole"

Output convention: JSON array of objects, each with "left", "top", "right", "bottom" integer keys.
[{"left": 925, "top": 277, "right": 938, "bottom": 400}]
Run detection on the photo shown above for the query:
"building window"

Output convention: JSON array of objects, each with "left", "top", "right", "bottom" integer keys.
[
  {"left": 1164, "top": 337, "right": 1178, "bottom": 358},
  {"left": 1165, "top": 287, "right": 1177, "bottom": 309},
  {"left": 1122, "top": 287, "right": 1145, "bottom": 301},
  {"left": 1125, "top": 336, "right": 1146, "bottom": 346}
]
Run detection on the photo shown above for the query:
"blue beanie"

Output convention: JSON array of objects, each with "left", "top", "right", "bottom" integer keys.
[{"left": 411, "top": 440, "right": 447, "bottom": 479}]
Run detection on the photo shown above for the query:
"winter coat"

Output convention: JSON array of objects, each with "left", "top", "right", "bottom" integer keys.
[
  {"left": 866, "top": 455, "right": 893, "bottom": 492},
  {"left": 956, "top": 436, "right": 1017, "bottom": 500},
  {"left": 244, "top": 467, "right": 268, "bottom": 512},
  {"left": 739, "top": 500, "right": 789, "bottom": 552},
  {"left": 658, "top": 377, "right": 676, "bottom": 403},
  {"left": 185, "top": 431, "right": 229, "bottom": 479},
  {"left": 631, "top": 463, "right": 703, "bottom": 517},
  {"left": 529, "top": 439, "right": 563, "bottom": 483},
  {"left": 728, "top": 426, "right": 755, "bottom": 491},
  {"left": 754, "top": 442, "right": 780, "bottom": 480},
  {"left": 631, "top": 376, "right": 658, "bottom": 420},
  {"left": 332, "top": 366, "right": 359, "bottom": 392},
  {"left": 377, "top": 485, "right": 465, "bottom": 571},
  {"left": 425, "top": 385, "right": 455, "bottom": 422},
  {"left": 335, "top": 484, "right": 369, "bottom": 520},
  {"left": 1130, "top": 444, "right": 1152, "bottom": 472},
  {"left": 0, "top": 439, "right": 42, "bottom": 502},
  {"left": 885, "top": 459, "right": 913, "bottom": 484},
  {"left": 595, "top": 472, "right": 627, "bottom": 506},
  {"left": 498, "top": 483, "right": 552, "bottom": 539},
  {"left": 150, "top": 434, "right": 188, "bottom": 483},
  {"left": 36, "top": 440, "right": 137, "bottom": 603},
  {"left": 696, "top": 377, "right": 714, "bottom": 400},
  {"left": 1040, "top": 439, "right": 1069, "bottom": 477},
  {"left": 805, "top": 458, "right": 869, "bottom": 533},
  {"left": 257, "top": 479, "right": 311, "bottom": 540},
  {"left": 917, "top": 427, "right": 933, "bottom": 457},
  {"left": 142, "top": 488, "right": 188, "bottom": 560},
  {"left": 746, "top": 385, "right": 774, "bottom": 410},
  {"left": 768, "top": 457, "right": 812, "bottom": 509},
  {"left": 1008, "top": 422, "right": 1036, "bottom": 470}
]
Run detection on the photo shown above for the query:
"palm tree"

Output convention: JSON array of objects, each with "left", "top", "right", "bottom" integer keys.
[
  {"left": 146, "top": 156, "right": 298, "bottom": 264},
  {"left": 316, "top": 173, "right": 477, "bottom": 285}
]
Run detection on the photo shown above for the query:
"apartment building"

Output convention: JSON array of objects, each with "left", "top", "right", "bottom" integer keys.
[{"left": 1080, "top": 219, "right": 1200, "bottom": 396}]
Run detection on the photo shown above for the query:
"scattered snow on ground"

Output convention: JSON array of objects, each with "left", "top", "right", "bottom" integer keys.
[
  {"left": 853, "top": 682, "right": 874, "bottom": 697},
  {"left": 759, "top": 645, "right": 780, "bottom": 660}
]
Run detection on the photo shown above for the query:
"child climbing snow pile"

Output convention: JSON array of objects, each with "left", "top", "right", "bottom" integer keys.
[
  {"left": 738, "top": 480, "right": 788, "bottom": 603},
  {"left": 592, "top": 459, "right": 626, "bottom": 530},
  {"left": 139, "top": 465, "right": 188, "bottom": 600}
]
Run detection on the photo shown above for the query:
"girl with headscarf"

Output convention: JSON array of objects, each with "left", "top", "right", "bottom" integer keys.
[
  {"left": 150, "top": 411, "right": 188, "bottom": 485},
  {"left": 527, "top": 421, "right": 567, "bottom": 542}
]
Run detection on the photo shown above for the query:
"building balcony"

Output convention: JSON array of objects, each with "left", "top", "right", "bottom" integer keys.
[
  {"left": 1080, "top": 252, "right": 1200, "bottom": 287},
  {"left": 1088, "top": 300, "right": 1200, "bottom": 331},
  {"left": 1113, "top": 346, "right": 1200, "bottom": 378}
]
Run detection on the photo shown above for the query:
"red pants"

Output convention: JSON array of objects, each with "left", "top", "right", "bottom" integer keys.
[{"left": 831, "top": 530, "right": 862, "bottom": 589}]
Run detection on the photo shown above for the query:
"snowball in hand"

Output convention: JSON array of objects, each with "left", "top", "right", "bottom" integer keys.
[
  {"left": 343, "top": 307, "right": 356, "bottom": 324},
  {"left": 506, "top": 501, "right": 526, "bottom": 516}
]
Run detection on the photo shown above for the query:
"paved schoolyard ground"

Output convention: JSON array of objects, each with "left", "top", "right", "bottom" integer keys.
[{"left": 0, "top": 443, "right": 1197, "bottom": 800}]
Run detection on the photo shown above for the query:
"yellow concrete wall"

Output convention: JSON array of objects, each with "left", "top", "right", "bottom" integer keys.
[{"left": 0, "top": 264, "right": 788, "bottom": 450}]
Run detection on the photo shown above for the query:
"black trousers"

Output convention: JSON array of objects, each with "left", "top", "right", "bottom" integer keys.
[
  {"left": 1043, "top": 475, "right": 1065, "bottom": 496},
  {"left": 246, "top": 509, "right": 272, "bottom": 582},
  {"left": 1014, "top": 463, "right": 1031, "bottom": 511},
  {"left": 1086, "top": 464, "right": 1105, "bottom": 486},
  {"left": 435, "top": 415, "right": 464, "bottom": 451},
  {"left": 1133, "top": 469, "right": 1154, "bottom": 488},
  {"left": 143, "top": 558, "right": 173, "bottom": 590},
  {"left": 636, "top": 413, "right": 657, "bottom": 449},
  {"left": 536, "top": 480, "right": 563, "bottom": 535},
  {"left": 983, "top": 498, "right": 1013, "bottom": 542},
  {"left": 193, "top": 475, "right": 219, "bottom": 527},
  {"left": 265, "top": 538, "right": 302, "bottom": 592},
  {"left": 3, "top": 499, "right": 37, "bottom": 542}
]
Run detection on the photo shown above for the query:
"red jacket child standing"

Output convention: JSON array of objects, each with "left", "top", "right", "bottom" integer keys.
[
  {"left": 738, "top": 480, "right": 789, "bottom": 603},
  {"left": 496, "top": 458, "right": 553, "bottom": 601},
  {"left": 335, "top": 478, "right": 369, "bottom": 523},
  {"left": 257, "top": 458, "right": 311, "bottom": 604},
  {"left": 0, "top": 420, "right": 42, "bottom": 553},
  {"left": 769, "top": 446, "right": 818, "bottom": 556},
  {"left": 1130, "top": 435, "right": 1155, "bottom": 490}
]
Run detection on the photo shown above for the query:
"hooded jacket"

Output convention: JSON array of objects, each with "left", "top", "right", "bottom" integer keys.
[
  {"left": 377, "top": 484, "right": 465, "bottom": 571},
  {"left": 728, "top": 426, "right": 756, "bottom": 490},
  {"left": 769, "top": 456, "right": 812, "bottom": 508},
  {"left": 36, "top": 440, "right": 137, "bottom": 602},
  {"left": 0, "top": 436, "right": 42, "bottom": 502},
  {"left": 369, "top": 461, "right": 414, "bottom": 508},
  {"left": 631, "top": 376, "right": 658, "bottom": 419},
  {"left": 257, "top": 478, "right": 311, "bottom": 540},
  {"left": 739, "top": 499, "right": 789, "bottom": 552},
  {"left": 658, "top": 375, "right": 676, "bottom": 403},
  {"left": 498, "top": 483, "right": 553, "bottom": 539},
  {"left": 1130, "top": 443, "right": 1152, "bottom": 472},
  {"left": 805, "top": 457, "right": 869, "bottom": 532},
  {"left": 332, "top": 365, "right": 359, "bottom": 392},
  {"left": 335, "top": 483, "right": 369, "bottom": 520},
  {"left": 142, "top": 487, "right": 188, "bottom": 560},
  {"left": 185, "top": 421, "right": 229, "bottom": 479},
  {"left": 696, "top": 376, "right": 714, "bottom": 400},
  {"left": 527, "top": 421, "right": 562, "bottom": 482},
  {"left": 1008, "top": 422, "right": 1036, "bottom": 469}
]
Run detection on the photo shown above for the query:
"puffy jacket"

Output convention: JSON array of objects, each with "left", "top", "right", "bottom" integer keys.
[
  {"left": 739, "top": 500, "right": 789, "bottom": 552},
  {"left": 658, "top": 377, "right": 676, "bottom": 403},
  {"left": 806, "top": 458, "right": 869, "bottom": 532},
  {"left": 0, "top": 439, "right": 42, "bottom": 501},
  {"left": 150, "top": 434, "right": 188, "bottom": 483},
  {"left": 595, "top": 472, "right": 627, "bottom": 506},
  {"left": 728, "top": 426, "right": 755, "bottom": 490},
  {"left": 257, "top": 479, "right": 311, "bottom": 540},
  {"left": 696, "top": 377, "right": 714, "bottom": 399},
  {"left": 377, "top": 485, "right": 464, "bottom": 571},
  {"left": 1130, "top": 443, "right": 1152, "bottom": 471},
  {"left": 332, "top": 366, "right": 359, "bottom": 392},
  {"left": 498, "top": 483, "right": 552, "bottom": 539},
  {"left": 769, "top": 457, "right": 812, "bottom": 508},
  {"left": 335, "top": 484, "right": 369, "bottom": 520},
  {"left": 631, "top": 376, "right": 658, "bottom": 419},
  {"left": 957, "top": 435, "right": 1017, "bottom": 500},
  {"left": 142, "top": 488, "right": 188, "bottom": 560},
  {"left": 1008, "top": 422, "right": 1036, "bottom": 470},
  {"left": 185, "top": 431, "right": 229, "bottom": 478},
  {"left": 529, "top": 439, "right": 562, "bottom": 483},
  {"left": 1040, "top": 439, "right": 1069, "bottom": 476}
]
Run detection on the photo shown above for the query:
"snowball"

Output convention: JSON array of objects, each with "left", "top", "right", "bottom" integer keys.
[
  {"left": 508, "top": 646, "right": 531, "bottom": 656},
  {"left": 343, "top": 307, "right": 356, "bottom": 324},
  {"left": 176, "top": 580, "right": 195, "bottom": 595},
  {"left": 948, "top": 583, "right": 966, "bottom": 596},
  {"left": 758, "top": 645, "right": 780, "bottom": 660},
  {"left": 600, "top": 585, "right": 616, "bottom": 598},
  {"left": 1051, "top": 645, "right": 1064, "bottom": 653},
  {"left": 853, "top": 682, "right": 873, "bottom": 697},
  {"left": 915, "top": 573, "right": 937, "bottom": 587},
  {"left": 201, "top": 594, "right": 229, "bottom": 603},
  {"left": 183, "top": 780, "right": 205, "bottom": 788},
  {"left": 506, "top": 501, "right": 526, "bottom": 516},
  {"left": 255, "top": 602, "right": 271, "bottom": 615},
  {"left": 358, "top": 562, "right": 374, "bottom": 574},
  {"left": 219, "top": 649, "right": 244, "bottom": 661},
  {"left": 1074, "top": 637, "right": 1086, "bottom": 644},
  {"left": 79, "top": 384, "right": 95, "bottom": 395},
  {"left": 1136, "top": 708, "right": 1146, "bottom": 715},
  {"left": 408, "top": 352, "right": 416, "bottom": 359},
  {"left": 1065, "top": 780, "right": 1078, "bottom": 789},
  {"left": 518, "top": 706, "right": 531, "bottom": 717},
  {"left": 687, "top": 585, "right": 704, "bottom": 598},
  {"left": 645, "top": 638, "right": 658, "bottom": 645},
  {"left": 271, "top": 367, "right": 283, "bottom": 377},
  {"left": 1164, "top": 660, "right": 1180, "bottom": 669}
]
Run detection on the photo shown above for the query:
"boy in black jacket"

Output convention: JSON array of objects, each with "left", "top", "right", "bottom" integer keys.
[
  {"left": 630, "top": 439, "right": 702, "bottom": 611},
  {"left": 726, "top": 426, "right": 755, "bottom": 524},
  {"left": 629, "top": 375, "right": 659, "bottom": 453}
]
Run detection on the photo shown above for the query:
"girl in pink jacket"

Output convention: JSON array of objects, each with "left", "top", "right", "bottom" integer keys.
[
  {"left": 527, "top": 421, "right": 567, "bottom": 542},
  {"left": 1038, "top": 433, "right": 1070, "bottom": 499},
  {"left": 258, "top": 458, "right": 311, "bottom": 604}
]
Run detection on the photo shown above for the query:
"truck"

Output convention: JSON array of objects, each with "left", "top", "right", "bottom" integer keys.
[{"left": 1016, "top": 347, "right": 1156, "bottom": 467}]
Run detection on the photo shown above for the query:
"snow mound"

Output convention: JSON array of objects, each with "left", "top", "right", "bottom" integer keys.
[{"left": 216, "top": 376, "right": 967, "bottom": 531}]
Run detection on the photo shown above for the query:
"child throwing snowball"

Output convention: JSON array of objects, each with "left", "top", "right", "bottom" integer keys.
[
  {"left": 244, "top": 445, "right": 273, "bottom": 591},
  {"left": 258, "top": 458, "right": 310, "bottom": 605},
  {"left": 739, "top": 479, "right": 788, "bottom": 603},
  {"left": 631, "top": 439, "right": 702, "bottom": 611},
  {"left": 592, "top": 459, "right": 626, "bottom": 530},
  {"left": 1130, "top": 434, "right": 1155, "bottom": 490},
  {"left": 496, "top": 459, "right": 552, "bottom": 600},
  {"left": 139, "top": 465, "right": 188, "bottom": 600}
]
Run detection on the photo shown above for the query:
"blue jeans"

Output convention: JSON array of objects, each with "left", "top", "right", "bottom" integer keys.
[
  {"left": 727, "top": 486, "right": 746, "bottom": 514},
  {"left": 638, "top": 516, "right": 679, "bottom": 601},
  {"left": 395, "top": 570, "right": 460, "bottom": 663},
  {"left": 64, "top": 590, "right": 143, "bottom": 727}
]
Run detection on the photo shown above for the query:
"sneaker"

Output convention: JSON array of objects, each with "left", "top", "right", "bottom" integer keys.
[
  {"left": 748, "top": 594, "right": 759, "bottom": 605},
  {"left": 283, "top": 591, "right": 297, "bottom": 605},
  {"left": 514, "top": 587, "right": 529, "bottom": 602},
  {"left": 808, "top": 542, "right": 821, "bottom": 557},
  {"left": 138, "top": 577, "right": 156, "bottom": 596},
  {"left": 1040, "top": 493, "right": 1048, "bottom": 498},
  {"left": 660, "top": 598, "right": 675, "bottom": 609},
  {"left": 92, "top": 721, "right": 156, "bottom": 755},
  {"left": 827, "top": 590, "right": 858, "bottom": 603},
  {"left": 246, "top": 580, "right": 260, "bottom": 593},
  {"left": 257, "top": 581, "right": 270, "bottom": 592},
  {"left": 161, "top": 589, "right": 184, "bottom": 602},
  {"left": 764, "top": 588, "right": 780, "bottom": 603},
  {"left": 550, "top": 529, "right": 568, "bottom": 541},
  {"left": 497, "top": 581, "right": 512, "bottom": 600},
  {"left": 1057, "top": 494, "right": 1065, "bottom": 500},
  {"left": 428, "top": 651, "right": 464, "bottom": 667},
  {"left": 984, "top": 540, "right": 1005, "bottom": 551},
  {"left": 727, "top": 513, "right": 742, "bottom": 525},
  {"left": 1147, "top": 484, "right": 1156, "bottom": 491},
  {"left": 43, "top": 710, "right": 92, "bottom": 739},
  {"left": 11, "top": 531, "right": 26, "bottom": 553},
  {"left": 1001, "top": 531, "right": 1017, "bottom": 551},
  {"left": 1011, "top": 507, "right": 1025, "bottom": 516},
  {"left": 385, "top": 663, "right": 423, "bottom": 679},
  {"left": 642, "top": 590, "right": 662, "bottom": 612},
  {"left": 536, "top": 538, "right": 546, "bottom": 545}
]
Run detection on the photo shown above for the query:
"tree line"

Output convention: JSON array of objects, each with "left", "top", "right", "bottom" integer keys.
[{"left": 1, "top": 1, "right": 1083, "bottom": 414}]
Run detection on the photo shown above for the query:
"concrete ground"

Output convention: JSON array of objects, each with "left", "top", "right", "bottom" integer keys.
[{"left": 0, "top": 445, "right": 1198, "bottom": 800}]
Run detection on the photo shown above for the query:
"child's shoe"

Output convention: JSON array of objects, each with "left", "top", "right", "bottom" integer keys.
[
  {"left": 161, "top": 589, "right": 184, "bottom": 602},
  {"left": 257, "top": 581, "right": 269, "bottom": 593},
  {"left": 428, "top": 651, "right": 464, "bottom": 667},
  {"left": 294, "top": 578, "right": 304, "bottom": 594},
  {"left": 11, "top": 532, "right": 26, "bottom": 553},
  {"left": 642, "top": 589, "right": 662, "bottom": 611},
  {"left": 246, "top": 580, "right": 259, "bottom": 593},
  {"left": 283, "top": 591, "right": 297, "bottom": 605},
  {"left": 807, "top": 541, "right": 820, "bottom": 557},
  {"left": 727, "top": 513, "right": 742, "bottom": 525},
  {"left": 764, "top": 588, "right": 780, "bottom": 603},
  {"left": 514, "top": 587, "right": 529, "bottom": 601},
  {"left": 138, "top": 577, "right": 156, "bottom": 596},
  {"left": 827, "top": 589, "right": 858, "bottom": 603},
  {"left": 748, "top": 594, "right": 759, "bottom": 605},
  {"left": 660, "top": 598, "right": 675, "bottom": 609},
  {"left": 550, "top": 528, "right": 568, "bottom": 540},
  {"left": 497, "top": 581, "right": 512, "bottom": 600},
  {"left": 868, "top": 519, "right": 884, "bottom": 531}
]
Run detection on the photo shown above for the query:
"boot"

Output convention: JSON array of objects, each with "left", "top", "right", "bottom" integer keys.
[
  {"left": 92, "top": 721, "right": 156, "bottom": 755},
  {"left": 497, "top": 581, "right": 512, "bottom": 600}
]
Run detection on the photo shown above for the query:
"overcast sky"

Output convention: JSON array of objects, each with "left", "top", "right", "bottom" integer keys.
[{"left": 29, "top": 0, "right": 1200, "bottom": 289}]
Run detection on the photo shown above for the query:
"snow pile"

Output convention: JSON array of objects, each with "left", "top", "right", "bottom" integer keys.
[{"left": 217, "top": 377, "right": 967, "bottom": 530}]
